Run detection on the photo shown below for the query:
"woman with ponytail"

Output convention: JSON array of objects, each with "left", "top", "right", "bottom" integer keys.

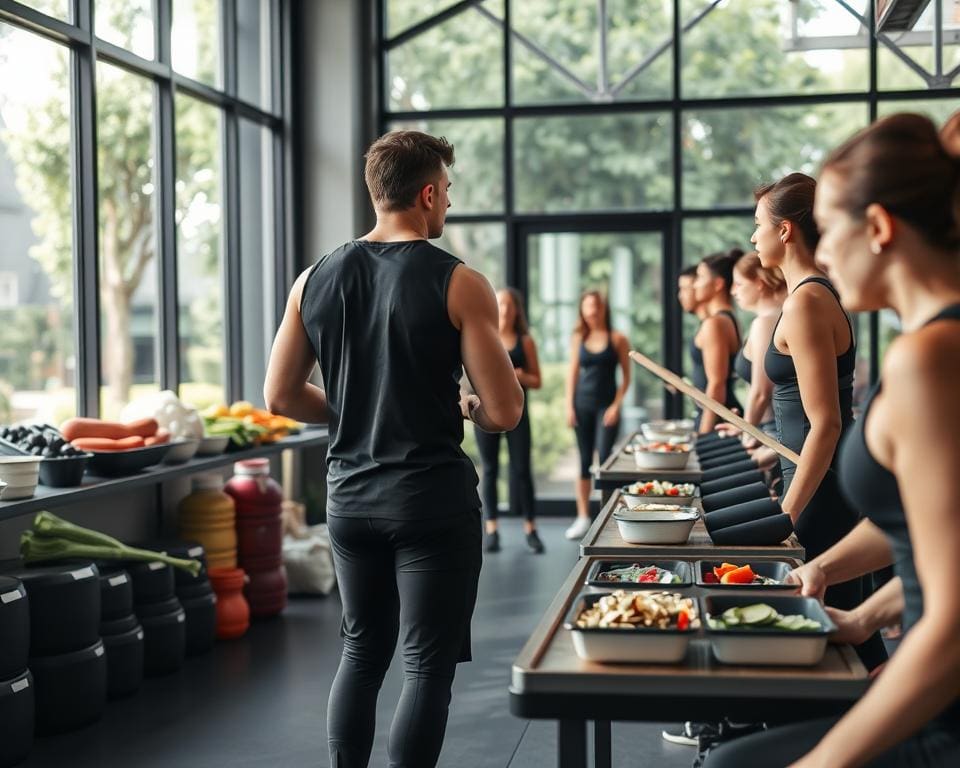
[{"left": 704, "top": 112, "right": 960, "bottom": 768}]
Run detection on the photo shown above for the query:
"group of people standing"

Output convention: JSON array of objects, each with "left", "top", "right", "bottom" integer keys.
[
  {"left": 473, "top": 285, "right": 633, "bottom": 550},
  {"left": 262, "top": 107, "right": 960, "bottom": 767}
]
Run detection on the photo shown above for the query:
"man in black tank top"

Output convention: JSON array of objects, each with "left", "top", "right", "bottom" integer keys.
[{"left": 263, "top": 131, "right": 523, "bottom": 768}]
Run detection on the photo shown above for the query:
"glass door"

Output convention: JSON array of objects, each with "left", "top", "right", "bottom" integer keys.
[{"left": 522, "top": 227, "right": 668, "bottom": 498}]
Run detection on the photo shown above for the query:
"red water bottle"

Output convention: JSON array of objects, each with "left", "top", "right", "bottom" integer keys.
[{"left": 224, "top": 459, "right": 287, "bottom": 618}]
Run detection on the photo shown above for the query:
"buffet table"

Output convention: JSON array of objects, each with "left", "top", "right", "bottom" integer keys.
[
  {"left": 510, "top": 557, "right": 869, "bottom": 768},
  {"left": 580, "top": 490, "right": 805, "bottom": 560},
  {"left": 594, "top": 432, "right": 703, "bottom": 504}
]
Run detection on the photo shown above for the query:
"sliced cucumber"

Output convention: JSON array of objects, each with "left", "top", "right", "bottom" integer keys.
[{"left": 739, "top": 603, "right": 778, "bottom": 626}]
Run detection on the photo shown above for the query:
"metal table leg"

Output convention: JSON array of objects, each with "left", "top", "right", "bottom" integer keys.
[
  {"left": 594, "top": 720, "right": 612, "bottom": 768},
  {"left": 558, "top": 719, "right": 587, "bottom": 768}
]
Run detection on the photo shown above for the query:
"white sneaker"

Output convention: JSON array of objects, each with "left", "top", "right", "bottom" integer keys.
[{"left": 564, "top": 516, "right": 591, "bottom": 540}]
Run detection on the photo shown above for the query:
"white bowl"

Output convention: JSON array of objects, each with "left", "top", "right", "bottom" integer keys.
[
  {"left": 1, "top": 483, "right": 37, "bottom": 500},
  {"left": 163, "top": 438, "right": 200, "bottom": 464},
  {"left": 0, "top": 457, "right": 41, "bottom": 495},
  {"left": 633, "top": 449, "right": 691, "bottom": 470},
  {"left": 612, "top": 509, "right": 698, "bottom": 545},
  {"left": 621, "top": 491, "right": 696, "bottom": 507},
  {"left": 641, "top": 421, "right": 696, "bottom": 443},
  {"left": 197, "top": 435, "right": 230, "bottom": 456}
]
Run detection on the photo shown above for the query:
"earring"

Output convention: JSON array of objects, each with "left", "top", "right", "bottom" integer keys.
[{"left": 870, "top": 243, "right": 881, "bottom": 255}]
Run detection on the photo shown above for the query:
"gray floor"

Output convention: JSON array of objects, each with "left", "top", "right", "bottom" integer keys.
[{"left": 20, "top": 518, "right": 696, "bottom": 767}]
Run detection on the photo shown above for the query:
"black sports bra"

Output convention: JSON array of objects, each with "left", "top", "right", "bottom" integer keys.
[{"left": 764, "top": 276, "right": 855, "bottom": 385}]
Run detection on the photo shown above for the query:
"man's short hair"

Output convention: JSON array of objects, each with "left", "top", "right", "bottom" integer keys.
[
  {"left": 679, "top": 265, "right": 698, "bottom": 279},
  {"left": 364, "top": 131, "right": 455, "bottom": 212}
]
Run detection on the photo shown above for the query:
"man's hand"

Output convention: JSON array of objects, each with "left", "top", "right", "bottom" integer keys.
[{"left": 460, "top": 394, "right": 481, "bottom": 421}]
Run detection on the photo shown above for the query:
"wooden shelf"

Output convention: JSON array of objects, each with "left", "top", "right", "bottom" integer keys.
[{"left": 0, "top": 427, "right": 329, "bottom": 523}]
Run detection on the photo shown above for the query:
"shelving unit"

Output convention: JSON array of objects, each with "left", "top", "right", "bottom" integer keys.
[{"left": 0, "top": 428, "right": 329, "bottom": 522}]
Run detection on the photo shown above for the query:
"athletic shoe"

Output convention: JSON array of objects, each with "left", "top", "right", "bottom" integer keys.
[
  {"left": 483, "top": 530, "right": 500, "bottom": 553},
  {"left": 564, "top": 516, "right": 591, "bottom": 540},
  {"left": 525, "top": 530, "right": 545, "bottom": 554},
  {"left": 661, "top": 722, "right": 719, "bottom": 747}
]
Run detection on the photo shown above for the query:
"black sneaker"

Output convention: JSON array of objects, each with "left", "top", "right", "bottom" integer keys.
[
  {"left": 661, "top": 722, "right": 719, "bottom": 747},
  {"left": 484, "top": 530, "right": 500, "bottom": 553},
  {"left": 525, "top": 530, "right": 545, "bottom": 554}
]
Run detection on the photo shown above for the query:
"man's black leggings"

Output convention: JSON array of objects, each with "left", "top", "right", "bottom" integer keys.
[
  {"left": 326, "top": 510, "right": 482, "bottom": 768},
  {"left": 573, "top": 403, "right": 619, "bottom": 479},
  {"left": 475, "top": 405, "right": 536, "bottom": 522}
]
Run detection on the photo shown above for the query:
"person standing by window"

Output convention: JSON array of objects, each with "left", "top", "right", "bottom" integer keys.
[
  {"left": 564, "top": 290, "right": 631, "bottom": 541},
  {"left": 264, "top": 130, "right": 523, "bottom": 768},
  {"left": 475, "top": 288, "right": 544, "bottom": 554}
]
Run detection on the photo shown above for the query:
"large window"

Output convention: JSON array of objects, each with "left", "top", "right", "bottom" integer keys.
[
  {"left": 381, "top": 0, "right": 960, "bottom": 503},
  {"left": 0, "top": 1, "right": 290, "bottom": 422}
]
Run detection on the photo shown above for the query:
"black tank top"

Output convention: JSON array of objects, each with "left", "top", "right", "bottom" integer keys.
[
  {"left": 690, "top": 310, "right": 742, "bottom": 410},
  {"left": 765, "top": 276, "right": 855, "bottom": 478},
  {"left": 575, "top": 335, "right": 618, "bottom": 408},
  {"left": 839, "top": 303, "right": 960, "bottom": 729},
  {"left": 508, "top": 335, "right": 527, "bottom": 371},
  {"left": 299, "top": 240, "right": 480, "bottom": 519}
]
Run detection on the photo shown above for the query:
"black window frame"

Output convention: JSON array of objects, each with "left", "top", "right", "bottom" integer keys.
[
  {"left": 375, "top": 0, "right": 960, "bottom": 415},
  {"left": 0, "top": 0, "right": 295, "bottom": 417}
]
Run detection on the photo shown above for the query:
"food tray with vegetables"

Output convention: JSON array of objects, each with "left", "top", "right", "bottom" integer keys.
[
  {"left": 701, "top": 595, "right": 836, "bottom": 666},
  {"left": 565, "top": 589, "right": 699, "bottom": 663},
  {"left": 621, "top": 480, "right": 697, "bottom": 506},
  {"left": 697, "top": 560, "right": 796, "bottom": 589},
  {"left": 585, "top": 560, "right": 693, "bottom": 588}
]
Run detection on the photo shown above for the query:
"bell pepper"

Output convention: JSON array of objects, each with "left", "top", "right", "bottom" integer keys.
[
  {"left": 666, "top": 487, "right": 679, "bottom": 496},
  {"left": 721, "top": 565, "right": 757, "bottom": 584},
  {"left": 677, "top": 609, "right": 690, "bottom": 631},
  {"left": 713, "top": 562, "right": 739, "bottom": 581}
]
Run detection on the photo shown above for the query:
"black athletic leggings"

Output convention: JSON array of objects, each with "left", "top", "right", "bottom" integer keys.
[
  {"left": 326, "top": 510, "right": 482, "bottom": 768},
  {"left": 702, "top": 716, "right": 960, "bottom": 767},
  {"left": 475, "top": 405, "right": 535, "bottom": 523},
  {"left": 573, "top": 403, "right": 619, "bottom": 479}
]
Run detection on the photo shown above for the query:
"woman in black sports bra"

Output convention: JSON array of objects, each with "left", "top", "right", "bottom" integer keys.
[
  {"left": 690, "top": 249, "right": 744, "bottom": 434},
  {"left": 752, "top": 173, "right": 886, "bottom": 671},
  {"left": 703, "top": 112, "right": 960, "bottom": 768}
]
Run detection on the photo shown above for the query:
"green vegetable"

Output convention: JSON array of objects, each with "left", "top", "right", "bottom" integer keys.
[
  {"left": 712, "top": 603, "right": 822, "bottom": 632},
  {"left": 21, "top": 511, "right": 201, "bottom": 576}
]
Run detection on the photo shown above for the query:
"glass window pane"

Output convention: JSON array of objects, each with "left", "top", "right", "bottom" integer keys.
[
  {"left": 683, "top": 103, "right": 869, "bottom": 209},
  {"left": 96, "top": 0, "right": 155, "bottom": 60},
  {"left": 239, "top": 120, "right": 274, "bottom": 406},
  {"left": 97, "top": 63, "right": 160, "bottom": 418},
  {"left": 238, "top": 0, "right": 272, "bottom": 109},
  {"left": 387, "top": 0, "right": 466, "bottom": 38},
  {"left": 387, "top": 3, "right": 503, "bottom": 111},
  {"left": 878, "top": 98, "right": 959, "bottom": 125},
  {"left": 18, "top": 1, "right": 69, "bottom": 20},
  {"left": 878, "top": 2, "right": 960, "bottom": 91},
  {"left": 512, "top": 0, "right": 673, "bottom": 105},
  {"left": 682, "top": 0, "right": 869, "bottom": 98},
  {"left": 176, "top": 95, "right": 225, "bottom": 408},
  {"left": 388, "top": 118, "right": 504, "bottom": 215},
  {"left": 433, "top": 222, "right": 504, "bottom": 289},
  {"left": 0, "top": 25, "right": 75, "bottom": 424},
  {"left": 173, "top": 0, "right": 222, "bottom": 88},
  {"left": 514, "top": 113, "right": 672, "bottom": 213},
  {"left": 527, "top": 231, "right": 664, "bottom": 496}
]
